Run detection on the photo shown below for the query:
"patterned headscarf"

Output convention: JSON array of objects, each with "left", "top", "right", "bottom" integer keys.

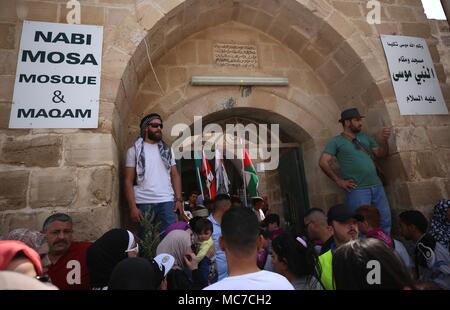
[
  {"left": 1, "top": 229, "right": 46, "bottom": 252},
  {"left": 429, "top": 199, "right": 450, "bottom": 250},
  {"left": 134, "top": 113, "right": 173, "bottom": 185}
]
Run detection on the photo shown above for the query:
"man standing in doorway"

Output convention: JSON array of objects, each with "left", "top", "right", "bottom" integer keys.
[
  {"left": 319, "top": 108, "right": 392, "bottom": 234},
  {"left": 124, "top": 113, "right": 184, "bottom": 234}
]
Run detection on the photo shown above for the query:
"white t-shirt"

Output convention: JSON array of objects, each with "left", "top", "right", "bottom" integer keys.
[
  {"left": 254, "top": 209, "right": 265, "bottom": 222},
  {"left": 126, "top": 143, "right": 176, "bottom": 204},
  {"left": 203, "top": 270, "right": 294, "bottom": 290}
]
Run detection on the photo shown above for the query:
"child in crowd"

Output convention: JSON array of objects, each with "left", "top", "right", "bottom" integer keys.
[
  {"left": 193, "top": 218, "right": 214, "bottom": 261},
  {"left": 192, "top": 218, "right": 217, "bottom": 284},
  {"left": 262, "top": 214, "right": 284, "bottom": 240}
]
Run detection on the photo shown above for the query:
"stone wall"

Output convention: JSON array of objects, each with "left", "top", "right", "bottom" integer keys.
[
  {"left": 0, "top": 0, "right": 128, "bottom": 240},
  {"left": 0, "top": 0, "right": 450, "bottom": 239},
  {"left": 431, "top": 19, "right": 450, "bottom": 92}
]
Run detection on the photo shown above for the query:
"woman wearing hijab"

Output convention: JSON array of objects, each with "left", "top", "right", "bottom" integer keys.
[
  {"left": 109, "top": 257, "right": 163, "bottom": 290},
  {"left": 430, "top": 199, "right": 450, "bottom": 252},
  {"left": 2, "top": 228, "right": 46, "bottom": 252},
  {"left": 156, "top": 230, "right": 207, "bottom": 290},
  {"left": 108, "top": 253, "right": 174, "bottom": 290},
  {"left": 86, "top": 229, "right": 139, "bottom": 290},
  {"left": 2, "top": 228, "right": 51, "bottom": 275}
]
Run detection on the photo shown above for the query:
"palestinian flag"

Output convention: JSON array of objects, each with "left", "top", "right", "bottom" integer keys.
[
  {"left": 243, "top": 148, "right": 259, "bottom": 197},
  {"left": 195, "top": 151, "right": 217, "bottom": 199}
]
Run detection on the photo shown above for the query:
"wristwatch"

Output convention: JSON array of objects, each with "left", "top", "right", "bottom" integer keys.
[{"left": 174, "top": 197, "right": 183, "bottom": 203}]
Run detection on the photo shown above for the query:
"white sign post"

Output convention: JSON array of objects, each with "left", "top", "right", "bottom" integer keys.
[
  {"left": 9, "top": 21, "right": 103, "bottom": 128},
  {"left": 381, "top": 35, "right": 448, "bottom": 115}
]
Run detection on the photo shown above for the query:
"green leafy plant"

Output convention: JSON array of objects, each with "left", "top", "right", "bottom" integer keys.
[{"left": 139, "top": 212, "right": 162, "bottom": 261}]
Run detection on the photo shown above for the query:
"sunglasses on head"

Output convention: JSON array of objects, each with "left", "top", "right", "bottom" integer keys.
[{"left": 149, "top": 123, "right": 163, "bottom": 129}]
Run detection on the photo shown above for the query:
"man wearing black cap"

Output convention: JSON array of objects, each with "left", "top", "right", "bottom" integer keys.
[
  {"left": 124, "top": 113, "right": 183, "bottom": 234},
  {"left": 317, "top": 204, "right": 359, "bottom": 290},
  {"left": 319, "top": 108, "right": 392, "bottom": 235}
]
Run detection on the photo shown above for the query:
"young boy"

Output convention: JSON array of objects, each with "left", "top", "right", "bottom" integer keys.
[
  {"left": 192, "top": 218, "right": 217, "bottom": 284},
  {"left": 193, "top": 218, "right": 214, "bottom": 261}
]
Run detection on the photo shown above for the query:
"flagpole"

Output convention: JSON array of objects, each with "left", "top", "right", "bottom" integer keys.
[
  {"left": 202, "top": 150, "right": 212, "bottom": 198},
  {"left": 196, "top": 166, "right": 204, "bottom": 199},
  {"left": 215, "top": 148, "right": 221, "bottom": 195},
  {"left": 241, "top": 138, "right": 247, "bottom": 207}
]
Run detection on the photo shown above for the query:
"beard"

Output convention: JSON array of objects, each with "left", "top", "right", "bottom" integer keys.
[
  {"left": 349, "top": 124, "right": 362, "bottom": 133},
  {"left": 147, "top": 131, "right": 162, "bottom": 141}
]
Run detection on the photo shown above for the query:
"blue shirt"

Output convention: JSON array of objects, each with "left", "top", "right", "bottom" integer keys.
[{"left": 208, "top": 214, "right": 228, "bottom": 281}]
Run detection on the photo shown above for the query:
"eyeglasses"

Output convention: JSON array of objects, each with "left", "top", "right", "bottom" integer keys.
[
  {"left": 125, "top": 243, "right": 139, "bottom": 255},
  {"left": 149, "top": 123, "right": 163, "bottom": 129}
]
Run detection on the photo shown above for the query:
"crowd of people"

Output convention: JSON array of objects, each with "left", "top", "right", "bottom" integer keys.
[
  {"left": 1, "top": 110, "right": 449, "bottom": 290},
  {"left": 0, "top": 196, "right": 449, "bottom": 290}
]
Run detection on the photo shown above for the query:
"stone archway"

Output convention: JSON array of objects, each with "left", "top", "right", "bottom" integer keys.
[
  {"left": 107, "top": 0, "right": 396, "bottom": 226},
  {"left": 106, "top": 0, "right": 392, "bottom": 147},
  {"left": 175, "top": 106, "right": 312, "bottom": 231}
]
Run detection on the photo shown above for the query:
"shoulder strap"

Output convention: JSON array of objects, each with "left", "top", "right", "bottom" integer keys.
[{"left": 341, "top": 133, "right": 374, "bottom": 160}]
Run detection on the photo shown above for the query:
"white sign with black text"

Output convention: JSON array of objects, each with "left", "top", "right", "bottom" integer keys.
[
  {"left": 381, "top": 35, "right": 448, "bottom": 115},
  {"left": 9, "top": 21, "right": 103, "bottom": 128}
]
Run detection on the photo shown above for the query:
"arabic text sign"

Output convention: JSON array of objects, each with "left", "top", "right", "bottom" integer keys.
[
  {"left": 9, "top": 21, "right": 103, "bottom": 128},
  {"left": 381, "top": 35, "right": 448, "bottom": 115}
]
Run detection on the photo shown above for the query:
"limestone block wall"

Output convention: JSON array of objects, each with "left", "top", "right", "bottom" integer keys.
[
  {"left": 330, "top": 0, "right": 450, "bottom": 222},
  {"left": 0, "top": 0, "right": 129, "bottom": 240},
  {"left": 431, "top": 20, "right": 450, "bottom": 95},
  {"left": 0, "top": 0, "right": 450, "bottom": 239}
]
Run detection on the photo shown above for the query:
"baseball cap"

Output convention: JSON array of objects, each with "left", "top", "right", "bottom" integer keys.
[
  {"left": 153, "top": 253, "right": 175, "bottom": 277},
  {"left": 327, "top": 204, "right": 358, "bottom": 225}
]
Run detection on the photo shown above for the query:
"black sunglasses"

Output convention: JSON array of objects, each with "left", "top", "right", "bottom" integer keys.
[{"left": 149, "top": 123, "right": 163, "bottom": 129}]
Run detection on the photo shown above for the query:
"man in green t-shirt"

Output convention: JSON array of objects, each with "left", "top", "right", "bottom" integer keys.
[{"left": 319, "top": 108, "right": 392, "bottom": 234}]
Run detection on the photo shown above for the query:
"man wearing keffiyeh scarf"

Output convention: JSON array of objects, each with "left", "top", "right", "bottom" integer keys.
[{"left": 124, "top": 113, "right": 184, "bottom": 235}]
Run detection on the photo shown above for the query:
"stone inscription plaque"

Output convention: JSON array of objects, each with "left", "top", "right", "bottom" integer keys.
[{"left": 213, "top": 43, "right": 258, "bottom": 68}]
